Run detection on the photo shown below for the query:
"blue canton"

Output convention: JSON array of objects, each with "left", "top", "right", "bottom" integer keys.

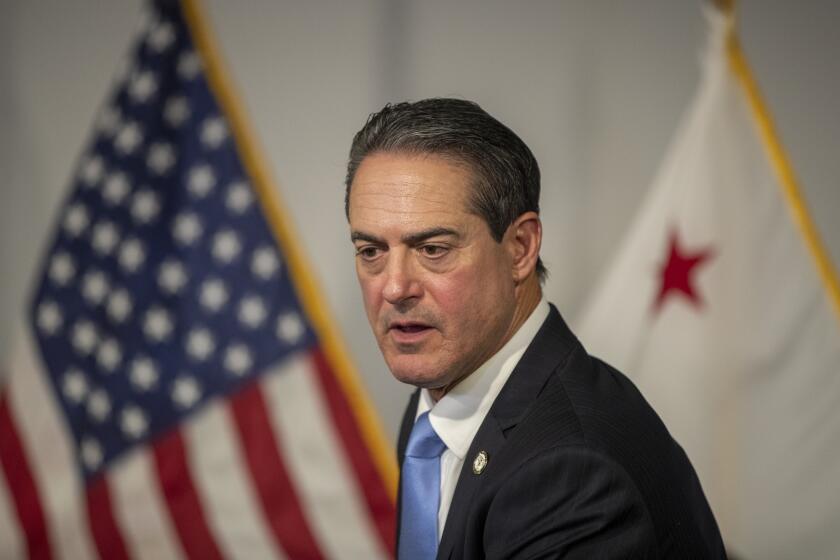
[{"left": 28, "top": 0, "right": 315, "bottom": 480}]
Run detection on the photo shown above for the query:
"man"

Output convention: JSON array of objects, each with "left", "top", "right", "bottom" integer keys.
[{"left": 345, "top": 98, "right": 726, "bottom": 559}]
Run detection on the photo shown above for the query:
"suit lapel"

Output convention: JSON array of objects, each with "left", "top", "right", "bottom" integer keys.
[
  {"left": 436, "top": 305, "right": 580, "bottom": 559},
  {"left": 397, "top": 389, "right": 421, "bottom": 465},
  {"left": 395, "top": 389, "right": 420, "bottom": 555},
  {"left": 436, "top": 413, "right": 507, "bottom": 559}
]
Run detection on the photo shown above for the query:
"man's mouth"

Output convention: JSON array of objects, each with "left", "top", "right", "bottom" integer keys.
[
  {"left": 387, "top": 321, "right": 434, "bottom": 342},
  {"left": 390, "top": 322, "right": 431, "bottom": 333}
]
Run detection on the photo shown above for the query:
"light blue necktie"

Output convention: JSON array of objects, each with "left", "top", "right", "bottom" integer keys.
[{"left": 399, "top": 412, "right": 447, "bottom": 560}]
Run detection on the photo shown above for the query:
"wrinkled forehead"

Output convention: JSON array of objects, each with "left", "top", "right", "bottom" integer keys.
[{"left": 347, "top": 152, "right": 477, "bottom": 221}]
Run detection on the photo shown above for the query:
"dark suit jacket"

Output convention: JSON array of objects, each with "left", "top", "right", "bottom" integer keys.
[{"left": 396, "top": 305, "right": 726, "bottom": 559}]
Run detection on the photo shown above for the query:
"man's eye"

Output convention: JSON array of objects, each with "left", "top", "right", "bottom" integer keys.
[
  {"left": 420, "top": 245, "right": 448, "bottom": 258},
  {"left": 356, "top": 246, "right": 380, "bottom": 260}
]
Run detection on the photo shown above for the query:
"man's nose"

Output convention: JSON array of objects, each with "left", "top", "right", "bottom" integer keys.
[{"left": 382, "top": 252, "right": 422, "bottom": 306}]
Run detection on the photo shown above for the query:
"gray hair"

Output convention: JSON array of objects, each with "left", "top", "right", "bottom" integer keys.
[{"left": 344, "top": 98, "right": 546, "bottom": 281}]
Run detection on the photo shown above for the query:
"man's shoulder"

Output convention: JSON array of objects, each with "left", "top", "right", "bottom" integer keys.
[
  {"left": 512, "top": 339, "right": 725, "bottom": 555},
  {"left": 503, "top": 304, "right": 674, "bottom": 459},
  {"left": 550, "top": 350, "right": 673, "bottom": 455},
  {"left": 515, "top": 333, "right": 694, "bottom": 493},
  {"left": 504, "top": 340, "right": 675, "bottom": 473}
]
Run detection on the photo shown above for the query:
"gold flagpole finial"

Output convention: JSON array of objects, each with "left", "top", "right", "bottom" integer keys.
[
  {"left": 712, "top": 0, "right": 736, "bottom": 15},
  {"left": 710, "top": 0, "right": 737, "bottom": 38}
]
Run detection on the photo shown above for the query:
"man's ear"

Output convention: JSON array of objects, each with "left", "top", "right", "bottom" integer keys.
[{"left": 504, "top": 211, "right": 542, "bottom": 283}]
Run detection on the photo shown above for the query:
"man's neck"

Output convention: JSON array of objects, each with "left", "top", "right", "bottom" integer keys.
[{"left": 508, "top": 276, "right": 542, "bottom": 341}]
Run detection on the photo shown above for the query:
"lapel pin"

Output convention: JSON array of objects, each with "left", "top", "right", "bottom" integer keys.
[{"left": 472, "top": 450, "right": 488, "bottom": 474}]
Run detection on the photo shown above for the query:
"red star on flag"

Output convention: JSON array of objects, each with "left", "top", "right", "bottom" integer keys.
[{"left": 653, "top": 229, "right": 714, "bottom": 312}]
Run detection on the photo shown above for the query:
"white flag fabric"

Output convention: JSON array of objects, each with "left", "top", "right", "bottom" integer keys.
[{"left": 575, "top": 7, "right": 840, "bottom": 560}]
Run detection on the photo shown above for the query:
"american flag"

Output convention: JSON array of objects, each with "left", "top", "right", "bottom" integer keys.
[{"left": 0, "top": 0, "right": 396, "bottom": 558}]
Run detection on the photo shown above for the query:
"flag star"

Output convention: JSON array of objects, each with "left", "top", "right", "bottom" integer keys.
[
  {"left": 238, "top": 295, "right": 267, "bottom": 328},
  {"left": 164, "top": 96, "right": 190, "bottom": 127},
  {"left": 63, "top": 203, "right": 90, "bottom": 237},
  {"left": 49, "top": 252, "right": 76, "bottom": 286},
  {"left": 200, "top": 116, "right": 227, "bottom": 148},
  {"left": 115, "top": 121, "right": 144, "bottom": 155},
  {"left": 177, "top": 50, "right": 201, "bottom": 80},
  {"left": 130, "top": 357, "right": 159, "bottom": 391},
  {"left": 144, "top": 306, "right": 174, "bottom": 342},
  {"left": 81, "top": 437, "right": 104, "bottom": 470},
  {"left": 186, "top": 328, "right": 215, "bottom": 361},
  {"left": 87, "top": 389, "right": 111, "bottom": 422},
  {"left": 72, "top": 320, "right": 99, "bottom": 356},
  {"left": 654, "top": 229, "right": 715, "bottom": 312},
  {"left": 118, "top": 238, "right": 146, "bottom": 273},
  {"left": 188, "top": 164, "right": 216, "bottom": 198},
  {"left": 226, "top": 181, "right": 253, "bottom": 214},
  {"left": 79, "top": 155, "right": 105, "bottom": 186},
  {"left": 92, "top": 221, "right": 120, "bottom": 256},
  {"left": 96, "top": 338, "right": 122, "bottom": 372},
  {"left": 158, "top": 259, "right": 187, "bottom": 294},
  {"left": 224, "top": 343, "right": 253, "bottom": 377},
  {"left": 276, "top": 312, "right": 305, "bottom": 345},
  {"left": 172, "top": 376, "right": 202, "bottom": 409},
  {"left": 107, "top": 288, "right": 133, "bottom": 323},
  {"left": 120, "top": 406, "right": 148, "bottom": 439},
  {"left": 131, "top": 189, "right": 161, "bottom": 223},
  {"left": 199, "top": 279, "right": 228, "bottom": 312},
  {"left": 82, "top": 270, "right": 110, "bottom": 305},
  {"left": 128, "top": 70, "right": 158, "bottom": 103},
  {"left": 96, "top": 106, "right": 121, "bottom": 136},
  {"left": 146, "top": 142, "right": 176, "bottom": 175},
  {"left": 172, "top": 212, "right": 203, "bottom": 246},
  {"left": 103, "top": 172, "right": 131, "bottom": 205},
  {"left": 37, "top": 301, "right": 63, "bottom": 335},
  {"left": 148, "top": 21, "right": 175, "bottom": 52},
  {"left": 251, "top": 246, "right": 280, "bottom": 280},
  {"left": 62, "top": 368, "right": 88, "bottom": 404},
  {"left": 212, "top": 230, "right": 241, "bottom": 264}
]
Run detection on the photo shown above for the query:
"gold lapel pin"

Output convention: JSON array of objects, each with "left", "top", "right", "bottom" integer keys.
[{"left": 472, "top": 450, "right": 488, "bottom": 474}]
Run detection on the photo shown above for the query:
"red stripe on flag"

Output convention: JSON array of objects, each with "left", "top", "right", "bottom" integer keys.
[
  {"left": 86, "top": 475, "right": 130, "bottom": 560},
  {"left": 309, "top": 348, "right": 397, "bottom": 556},
  {"left": 152, "top": 429, "right": 223, "bottom": 560},
  {"left": 0, "top": 391, "right": 53, "bottom": 560},
  {"left": 230, "top": 381, "right": 325, "bottom": 560}
]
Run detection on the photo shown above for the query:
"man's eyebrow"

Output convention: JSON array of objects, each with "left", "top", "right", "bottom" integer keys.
[
  {"left": 350, "top": 227, "right": 460, "bottom": 246},
  {"left": 350, "top": 231, "right": 384, "bottom": 244},
  {"left": 401, "top": 227, "right": 460, "bottom": 246}
]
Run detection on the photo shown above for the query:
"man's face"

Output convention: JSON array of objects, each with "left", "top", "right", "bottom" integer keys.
[{"left": 348, "top": 152, "right": 519, "bottom": 392}]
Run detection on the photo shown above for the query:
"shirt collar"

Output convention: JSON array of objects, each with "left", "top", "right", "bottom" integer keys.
[{"left": 416, "top": 298, "right": 550, "bottom": 460}]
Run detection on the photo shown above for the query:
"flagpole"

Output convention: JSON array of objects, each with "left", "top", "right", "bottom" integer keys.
[
  {"left": 712, "top": 0, "right": 840, "bottom": 323},
  {"left": 712, "top": 0, "right": 734, "bottom": 14}
]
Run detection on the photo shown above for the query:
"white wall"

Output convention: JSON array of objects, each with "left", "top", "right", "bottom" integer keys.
[{"left": 2, "top": 0, "right": 838, "bottom": 441}]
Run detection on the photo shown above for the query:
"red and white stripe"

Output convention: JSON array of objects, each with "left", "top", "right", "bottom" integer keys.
[
  {"left": 0, "top": 327, "right": 395, "bottom": 559},
  {"left": 186, "top": 398, "right": 279, "bottom": 559},
  {"left": 110, "top": 450, "right": 182, "bottom": 559},
  {"left": 0, "top": 464, "right": 24, "bottom": 558},
  {"left": 3, "top": 329, "right": 96, "bottom": 560}
]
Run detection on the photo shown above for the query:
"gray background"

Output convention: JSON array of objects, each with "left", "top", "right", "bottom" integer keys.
[{"left": 2, "top": 0, "right": 838, "bottom": 443}]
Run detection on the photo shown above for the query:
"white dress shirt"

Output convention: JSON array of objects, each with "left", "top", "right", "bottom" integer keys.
[{"left": 414, "top": 298, "right": 550, "bottom": 541}]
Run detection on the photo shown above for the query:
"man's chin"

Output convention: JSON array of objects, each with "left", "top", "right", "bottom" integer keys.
[
  {"left": 390, "top": 370, "right": 444, "bottom": 389},
  {"left": 386, "top": 357, "right": 448, "bottom": 389}
]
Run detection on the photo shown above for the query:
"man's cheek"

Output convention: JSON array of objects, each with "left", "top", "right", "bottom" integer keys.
[{"left": 428, "top": 274, "right": 472, "bottom": 313}]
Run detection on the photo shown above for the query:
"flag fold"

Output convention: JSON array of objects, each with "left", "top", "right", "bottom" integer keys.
[{"left": 576, "top": 7, "right": 840, "bottom": 559}]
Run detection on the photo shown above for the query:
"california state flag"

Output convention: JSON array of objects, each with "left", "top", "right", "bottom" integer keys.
[{"left": 575, "top": 6, "right": 840, "bottom": 560}]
